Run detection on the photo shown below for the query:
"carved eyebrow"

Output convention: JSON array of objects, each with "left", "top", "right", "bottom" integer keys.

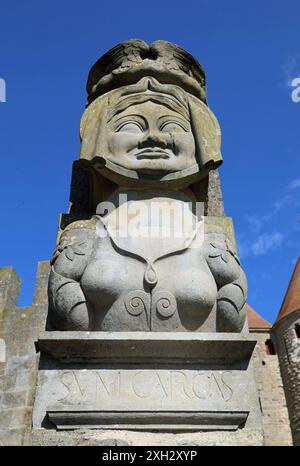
[
  {"left": 158, "top": 115, "right": 190, "bottom": 131},
  {"left": 110, "top": 114, "right": 147, "bottom": 125},
  {"left": 158, "top": 115, "right": 190, "bottom": 124}
]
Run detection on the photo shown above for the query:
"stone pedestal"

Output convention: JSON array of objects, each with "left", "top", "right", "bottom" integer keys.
[{"left": 31, "top": 332, "right": 263, "bottom": 445}]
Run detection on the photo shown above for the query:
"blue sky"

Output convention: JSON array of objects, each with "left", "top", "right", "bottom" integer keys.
[{"left": 0, "top": 0, "right": 299, "bottom": 324}]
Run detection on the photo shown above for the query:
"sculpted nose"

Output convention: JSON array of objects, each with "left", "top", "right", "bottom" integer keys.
[{"left": 138, "top": 130, "right": 168, "bottom": 149}]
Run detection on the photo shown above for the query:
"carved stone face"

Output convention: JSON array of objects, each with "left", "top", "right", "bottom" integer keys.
[{"left": 107, "top": 100, "right": 196, "bottom": 176}]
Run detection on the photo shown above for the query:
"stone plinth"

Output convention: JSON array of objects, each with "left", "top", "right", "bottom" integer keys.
[{"left": 32, "top": 332, "right": 262, "bottom": 444}]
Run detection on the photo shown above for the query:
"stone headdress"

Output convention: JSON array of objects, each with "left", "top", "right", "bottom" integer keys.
[{"left": 79, "top": 40, "right": 222, "bottom": 193}]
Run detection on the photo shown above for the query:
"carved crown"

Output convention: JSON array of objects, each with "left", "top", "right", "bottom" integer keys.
[{"left": 86, "top": 40, "right": 207, "bottom": 105}]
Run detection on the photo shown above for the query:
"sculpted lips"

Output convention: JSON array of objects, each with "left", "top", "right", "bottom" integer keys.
[{"left": 135, "top": 148, "right": 171, "bottom": 160}]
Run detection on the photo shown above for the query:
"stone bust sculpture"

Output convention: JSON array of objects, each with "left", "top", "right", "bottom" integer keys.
[{"left": 48, "top": 40, "right": 247, "bottom": 333}]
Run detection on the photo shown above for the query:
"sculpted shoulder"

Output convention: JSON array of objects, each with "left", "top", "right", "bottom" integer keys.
[
  {"left": 203, "top": 231, "right": 242, "bottom": 287},
  {"left": 51, "top": 218, "right": 97, "bottom": 281}
]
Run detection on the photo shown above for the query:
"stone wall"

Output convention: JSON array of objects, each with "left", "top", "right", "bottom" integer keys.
[
  {"left": 273, "top": 312, "right": 300, "bottom": 446},
  {"left": 251, "top": 329, "right": 293, "bottom": 445},
  {"left": 0, "top": 263, "right": 49, "bottom": 446}
]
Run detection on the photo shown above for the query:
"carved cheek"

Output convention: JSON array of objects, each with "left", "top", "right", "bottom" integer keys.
[
  {"left": 172, "top": 132, "right": 196, "bottom": 160},
  {"left": 108, "top": 132, "right": 140, "bottom": 157}
]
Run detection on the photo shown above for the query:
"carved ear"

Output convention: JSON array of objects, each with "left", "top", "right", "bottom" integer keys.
[
  {"left": 188, "top": 95, "right": 222, "bottom": 171},
  {"left": 79, "top": 95, "right": 109, "bottom": 162}
]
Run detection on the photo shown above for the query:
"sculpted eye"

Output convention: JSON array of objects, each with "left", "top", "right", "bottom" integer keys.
[
  {"left": 116, "top": 122, "right": 143, "bottom": 133},
  {"left": 160, "top": 121, "right": 187, "bottom": 132}
]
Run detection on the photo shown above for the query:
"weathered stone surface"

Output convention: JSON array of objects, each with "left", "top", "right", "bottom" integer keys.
[
  {"left": 48, "top": 40, "right": 247, "bottom": 334},
  {"left": 49, "top": 211, "right": 247, "bottom": 332},
  {"left": 0, "top": 267, "right": 20, "bottom": 320},
  {"left": 31, "top": 39, "right": 256, "bottom": 443},
  {"left": 2, "top": 391, "right": 27, "bottom": 408},
  {"left": 251, "top": 328, "right": 293, "bottom": 446},
  {"left": 59, "top": 166, "right": 225, "bottom": 232},
  {"left": 273, "top": 311, "right": 300, "bottom": 445},
  {"left": 33, "top": 262, "right": 51, "bottom": 305},
  {"left": 0, "top": 263, "right": 50, "bottom": 446},
  {"left": 32, "top": 331, "right": 262, "bottom": 441},
  {"left": 36, "top": 331, "right": 256, "bottom": 364},
  {"left": 3, "top": 261, "right": 293, "bottom": 446},
  {"left": 206, "top": 169, "right": 225, "bottom": 217},
  {"left": 29, "top": 428, "right": 263, "bottom": 446}
]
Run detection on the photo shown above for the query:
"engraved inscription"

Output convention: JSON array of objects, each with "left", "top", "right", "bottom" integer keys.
[
  {"left": 59, "top": 371, "right": 85, "bottom": 404},
  {"left": 55, "top": 369, "right": 234, "bottom": 407}
]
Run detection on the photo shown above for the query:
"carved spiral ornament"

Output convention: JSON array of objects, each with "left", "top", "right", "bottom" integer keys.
[
  {"left": 153, "top": 291, "right": 177, "bottom": 318},
  {"left": 124, "top": 290, "right": 149, "bottom": 316}
]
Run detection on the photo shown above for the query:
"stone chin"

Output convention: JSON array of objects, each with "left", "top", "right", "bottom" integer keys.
[
  {"left": 89, "top": 156, "right": 204, "bottom": 190},
  {"left": 107, "top": 156, "right": 195, "bottom": 176}
]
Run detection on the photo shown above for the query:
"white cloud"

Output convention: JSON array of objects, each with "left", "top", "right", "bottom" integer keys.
[
  {"left": 237, "top": 231, "right": 284, "bottom": 259},
  {"left": 245, "top": 177, "right": 300, "bottom": 231},
  {"left": 289, "top": 178, "right": 300, "bottom": 190},
  {"left": 239, "top": 177, "right": 299, "bottom": 259},
  {"left": 251, "top": 232, "right": 284, "bottom": 256},
  {"left": 246, "top": 215, "right": 262, "bottom": 233}
]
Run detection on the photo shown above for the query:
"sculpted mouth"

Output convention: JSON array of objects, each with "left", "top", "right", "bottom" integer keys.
[{"left": 136, "top": 148, "right": 170, "bottom": 160}]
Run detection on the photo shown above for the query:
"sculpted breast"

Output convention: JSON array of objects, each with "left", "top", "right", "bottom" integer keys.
[
  {"left": 81, "top": 254, "right": 146, "bottom": 306},
  {"left": 80, "top": 235, "right": 218, "bottom": 330}
]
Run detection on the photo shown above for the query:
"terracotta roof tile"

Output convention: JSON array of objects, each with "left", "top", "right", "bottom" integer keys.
[
  {"left": 275, "top": 257, "right": 300, "bottom": 325},
  {"left": 246, "top": 304, "right": 272, "bottom": 329}
]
